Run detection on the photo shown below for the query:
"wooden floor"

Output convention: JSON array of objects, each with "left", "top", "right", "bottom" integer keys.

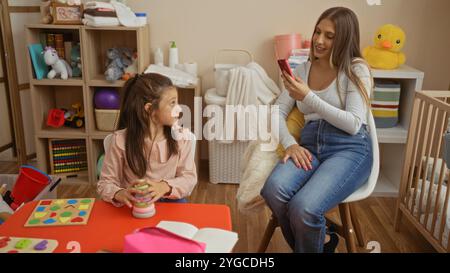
[{"left": 0, "top": 160, "right": 436, "bottom": 253}]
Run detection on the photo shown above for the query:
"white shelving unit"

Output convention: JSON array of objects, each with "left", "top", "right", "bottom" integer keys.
[{"left": 371, "top": 65, "right": 424, "bottom": 197}]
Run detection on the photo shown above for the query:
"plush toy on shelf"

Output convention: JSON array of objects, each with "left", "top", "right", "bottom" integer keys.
[
  {"left": 122, "top": 51, "right": 138, "bottom": 81},
  {"left": 104, "top": 48, "right": 133, "bottom": 82},
  {"left": 70, "top": 43, "right": 82, "bottom": 77},
  {"left": 43, "top": 46, "right": 72, "bottom": 80},
  {"left": 363, "top": 24, "right": 406, "bottom": 70}
]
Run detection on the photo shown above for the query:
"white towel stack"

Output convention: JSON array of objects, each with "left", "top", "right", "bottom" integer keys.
[{"left": 83, "top": 1, "right": 140, "bottom": 27}]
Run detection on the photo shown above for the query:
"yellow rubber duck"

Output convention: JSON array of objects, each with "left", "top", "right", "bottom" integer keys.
[{"left": 363, "top": 24, "right": 406, "bottom": 69}]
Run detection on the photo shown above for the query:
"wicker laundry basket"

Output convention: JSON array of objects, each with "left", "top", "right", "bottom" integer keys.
[
  {"left": 208, "top": 139, "right": 249, "bottom": 184},
  {"left": 205, "top": 88, "right": 249, "bottom": 184}
]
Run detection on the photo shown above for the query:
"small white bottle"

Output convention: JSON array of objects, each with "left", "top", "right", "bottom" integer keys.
[
  {"left": 168, "top": 41, "right": 179, "bottom": 69},
  {"left": 154, "top": 48, "right": 164, "bottom": 66}
]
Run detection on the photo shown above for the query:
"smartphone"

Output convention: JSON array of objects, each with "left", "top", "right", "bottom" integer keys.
[{"left": 277, "top": 59, "right": 294, "bottom": 78}]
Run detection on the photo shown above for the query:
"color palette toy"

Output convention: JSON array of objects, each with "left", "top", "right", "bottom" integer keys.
[
  {"left": 25, "top": 198, "right": 95, "bottom": 227},
  {"left": 0, "top": 236, "right": 58, "bottom": 253}
]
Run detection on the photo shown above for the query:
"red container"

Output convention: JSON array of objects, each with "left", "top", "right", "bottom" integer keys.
[{"left": 10, "top": 166, "right": 50, "bottom": 210}]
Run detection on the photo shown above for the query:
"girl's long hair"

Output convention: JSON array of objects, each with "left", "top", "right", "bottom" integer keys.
[
  {"left": 118, "top": 73, "right": 179, "bottom": 178},
  {"left": 310, "top": 7, "right": 373, "bottom": 106}
]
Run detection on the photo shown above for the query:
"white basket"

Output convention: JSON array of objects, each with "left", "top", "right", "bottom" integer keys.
[
  {"left": 208, "top": 140, "right": 249, "bottom": 184},
  {"left": 214, "top": 49, "right": 253, "bottom": 97},
  {"left": 95, "top": 109, "right": 120, "bottom": 131}
]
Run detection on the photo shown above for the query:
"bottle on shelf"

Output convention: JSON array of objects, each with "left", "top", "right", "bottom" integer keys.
[
  {"left": 154, "top": 47, "right": 164, "bottom": 66},
  {"left": 169, "top": 41, "right": 179, "bottom": 69}
]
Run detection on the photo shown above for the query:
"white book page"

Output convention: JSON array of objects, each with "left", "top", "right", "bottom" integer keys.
[
  {"left": 193, "top": 228, "right": 238, "bottom": 253},
  {"left": 156, "top": 221, "right": 199, "bottom": 239}
]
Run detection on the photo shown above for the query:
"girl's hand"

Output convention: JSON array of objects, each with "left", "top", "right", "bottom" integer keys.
[
  {"left": 281, "top": 70, "right": 311, "bottom": 101},
  {"left": 138, "top": 179, "right": 172, "bottom": 203},
  {"left": 113, "top": 185, "right": 141, "bottom": 208},
  {"left": 283, "top": 144, "right": 313, "bottom": 170}
]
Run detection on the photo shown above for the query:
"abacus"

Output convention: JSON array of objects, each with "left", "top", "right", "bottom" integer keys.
[{"left": 48, "top": 139, "right": 88, "bottom": 175}]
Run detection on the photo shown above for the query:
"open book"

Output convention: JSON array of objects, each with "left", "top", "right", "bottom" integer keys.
[{"left": 156, "top": 221, "right": 238, "bottom": 253}]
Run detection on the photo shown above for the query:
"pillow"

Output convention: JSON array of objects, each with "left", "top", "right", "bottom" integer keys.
[{"left": 275, "top": 107, "right": 306, "bottom": 158}]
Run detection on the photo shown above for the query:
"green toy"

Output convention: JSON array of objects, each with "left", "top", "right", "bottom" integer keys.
[
  {"left": 96, "top": 153, "right": 105, "bottom": 179},
  {"left": 70, "top": 43, "right": 82, "bottom": 77}
]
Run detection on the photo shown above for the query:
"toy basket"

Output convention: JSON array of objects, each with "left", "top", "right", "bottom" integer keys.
[
  {"left": 214, "top": 49, "right": 253, "bottom": 97},
  {"left": 95, "top": 109, "right": 120, "bottom": 131}
]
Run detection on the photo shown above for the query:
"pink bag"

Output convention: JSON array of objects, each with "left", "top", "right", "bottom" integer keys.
[{"left": 123, "top": 227, "right": 206, "bottom": 253}]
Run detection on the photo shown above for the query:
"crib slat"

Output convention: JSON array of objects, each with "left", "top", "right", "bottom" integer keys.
[
  {"left": 412, "top": 103, "right": 432, "bottom": 218},
  {"left": 424, "top": 108, "right": 447, "bottom": 227},
  {"left": 406, "top": 100, "right": 426, "bottom": 210},
  {"left": 418, "top": 105, "right": 435, "bottom": 220},
  {"left": 421, "top": 106, "right": 439, "bottom": 223},
  {"left": 398, "top": 97, "right": 421, "bottom": 208},
  {"left": 438, "top": 170, "right": 450, "bottom": 244},
  {"left": 431, "top": 144, "right": 448, "bottom": 234}
]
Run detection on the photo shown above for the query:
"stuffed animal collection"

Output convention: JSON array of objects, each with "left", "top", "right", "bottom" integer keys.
[{"left": 363, "top": 24, "right": 406, "bottom": 70}]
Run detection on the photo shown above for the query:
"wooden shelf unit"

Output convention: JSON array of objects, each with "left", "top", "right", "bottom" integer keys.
[
  {"left": 26, "top": 24, "right": 151, "bottom": 186},
  {"left": 371, "top": 65, "right": 425, "bottom": 197}
]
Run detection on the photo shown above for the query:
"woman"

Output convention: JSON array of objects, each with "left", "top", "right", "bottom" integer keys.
[{"left": 261, "top": 7, "right": 374, "bottom": 253}]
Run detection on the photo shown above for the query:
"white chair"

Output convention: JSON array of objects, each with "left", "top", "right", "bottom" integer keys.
[{"left": 258, "top": 112, "right": 380, "bottom": 253}]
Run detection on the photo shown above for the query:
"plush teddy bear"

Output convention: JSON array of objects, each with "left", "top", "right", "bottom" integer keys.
[
  {"left": 43, "top": 46, "right": 73, "bottom": 80},
  {"left": 104, "top": 48, "right": 132, "bottom": 82},
  {"left": 40, "top": 0, "right": 53, "bottom": 24}
]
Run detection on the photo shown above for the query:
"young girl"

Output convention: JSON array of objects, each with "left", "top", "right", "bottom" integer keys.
[
  {"left": 261, "top": 7, "right": 374, "bottom": 253},
  {"left": 97, "top": 73, "right": 197, "bottom": 208}
]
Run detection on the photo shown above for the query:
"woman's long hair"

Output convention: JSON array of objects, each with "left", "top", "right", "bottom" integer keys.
[
  {"left": 118, "top": 73, "right": 179, "bottom": 178},
  {"left": 310, "top": 7, "right": 373, "bottom": 106}
]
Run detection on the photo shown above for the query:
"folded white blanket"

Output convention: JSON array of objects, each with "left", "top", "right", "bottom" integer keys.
[
  {"left": 144, "top": 65, "right": 198, "bottom": 87},
  {"left": 111, "top": 0, "right": 140, "bottom": 27},
  {"left": 85, "top": 1, "right": 115, "bottom": 10},
  {"left": 225, "top": 62, "right": 280, "bottom": 106},
  {"left": 82, "top": 14, "right": 120, "bottom": 27}
]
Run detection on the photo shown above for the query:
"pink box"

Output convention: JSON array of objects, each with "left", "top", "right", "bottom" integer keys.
[{"left": 123, "top": 227, "right": 206, "bottom": 253}]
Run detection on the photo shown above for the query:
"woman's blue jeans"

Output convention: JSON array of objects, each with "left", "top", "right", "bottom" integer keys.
[{"left": 261, "top": 120, "right": 373, "bottom": 253}]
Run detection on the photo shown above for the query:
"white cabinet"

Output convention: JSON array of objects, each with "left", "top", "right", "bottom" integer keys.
[{"left": 371, "top": 65, "right": 424, "bottom": 197}]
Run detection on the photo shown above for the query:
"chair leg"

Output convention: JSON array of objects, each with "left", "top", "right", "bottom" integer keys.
[
  {"left": 349, "top": 203, "right": 365, "bottom": 248},
  {"left": 338, "top": 203, "right": 357, "bottom": 253},
  {"left": 257, "top": 215, "right": 278, "bottom": 253},
  {"left": 393, "top": 201, "right": 403, "bottom": 232}
]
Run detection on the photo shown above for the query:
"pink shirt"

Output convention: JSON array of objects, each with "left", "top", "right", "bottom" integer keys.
[{"left": 97, "top": 129, "right": 197, "bottom": 206}]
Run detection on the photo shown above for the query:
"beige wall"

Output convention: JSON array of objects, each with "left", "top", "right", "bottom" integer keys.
[
  {"left": 3, "top": 0, "right": 449, "bottom": 160},
  {"left": 129, "top": 0, "right": 450, "bottom": 91}
]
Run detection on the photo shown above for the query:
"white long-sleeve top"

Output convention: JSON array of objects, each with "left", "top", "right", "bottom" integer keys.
[{"left": 277, "top": 61, "right": 372, "bottom": 149}]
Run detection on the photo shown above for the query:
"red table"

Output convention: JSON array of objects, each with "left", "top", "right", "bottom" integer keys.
[{"left": 0, "top": 200, "right": 232, "bottom": 253}]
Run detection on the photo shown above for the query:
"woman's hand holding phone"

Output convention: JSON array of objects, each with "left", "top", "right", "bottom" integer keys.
[{"left": 281, "top": 69, "right": 311, "bottom": 101}]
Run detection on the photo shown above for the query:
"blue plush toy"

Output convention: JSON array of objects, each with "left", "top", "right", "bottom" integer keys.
[{"left": 104, "top": 48, "right": 133, "bottom": 82}]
